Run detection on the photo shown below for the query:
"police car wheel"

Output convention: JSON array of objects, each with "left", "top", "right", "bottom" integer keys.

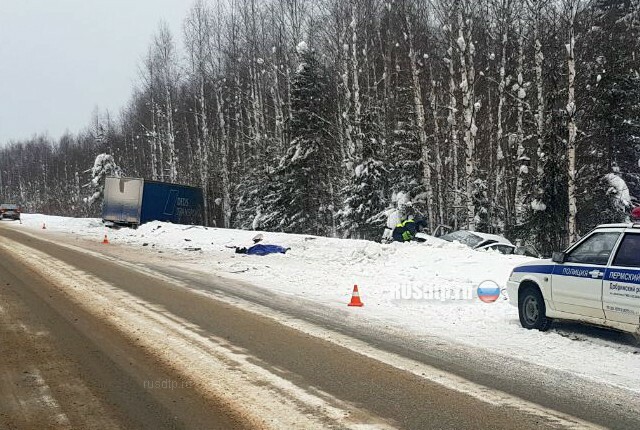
[{"left": 518, "top": 287, "right": 551, "bottom": 331}]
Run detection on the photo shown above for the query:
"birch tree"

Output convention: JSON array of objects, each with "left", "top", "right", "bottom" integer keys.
[
  {"left": 528, "top": 0, "right": 548, "bottom": 213},
  {"left": 441, "top": 5, "right": 462, "bottom": 229},
  {"left": 491, "top": 0, "right": 512, "bottom": 227},
  {"left": 514, "top": 16, "right": 528, "bottom": 225},
  {"left": 351, "top": 2, "right": 363, "bottom": 158},
  {"left": 456, "top": 1, "right": 478, "bottom": 231},
  {"left": 153, "top": 23, "right": 179, "bottom": 183},
  {"left": 141, "top": 48, "right": 161, "bottom": 181},
  {"left": 429, "top": 66, "right": 445, "bottom": 226},
  {"left": 212, "top": 5, "right": 233, "bottom": 228},
  {"left": 405, "top": 6, "right": 435, "bottom": 231},
  {"left": 185, "top": 0, "right": 213, "bottom": 224},
  {"left": 338, "top": 8, "right": 355, "bottom": 161},
  {"left": 564, "top": 0, "right": 582, "bottom": 243}
]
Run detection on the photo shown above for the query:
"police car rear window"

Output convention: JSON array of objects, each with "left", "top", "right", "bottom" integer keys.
[{"left": 612, "top": 233, "right": 640, "bottom": 268}]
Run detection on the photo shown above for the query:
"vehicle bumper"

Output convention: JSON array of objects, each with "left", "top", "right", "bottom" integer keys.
[{"left": 506, "top": 280, "right": 519, "bottom": 307}]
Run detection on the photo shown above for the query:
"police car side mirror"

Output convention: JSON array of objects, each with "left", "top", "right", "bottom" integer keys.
[{"left": 552, "top": 252, "right": 566, "bottom": 264}]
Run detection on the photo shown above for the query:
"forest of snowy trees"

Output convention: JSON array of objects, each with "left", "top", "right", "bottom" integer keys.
[{"left": 1, "top": 0, "right": 639, "bottom": 254}]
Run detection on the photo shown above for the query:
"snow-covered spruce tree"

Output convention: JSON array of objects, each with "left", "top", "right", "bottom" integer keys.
[
  {"left": 472, "top": 177, "right": 490, "bottom": 232},
  {"left": 574, "top": 0, "right": 640, "bottom": 228},
  {"left": 341, "top": 104, "right": 389, "bottom": 240},
  {"left": 84, "top": 154, "right": 122, "bottom": 210},
  {"left": 577, "top": 171, "right": 632, "bottom": 228},
  {"left": 519, "top": 89, "right": 571, "bottom": 256},
  {"left": 517, "top": 0, "right": 570, "bottom": 254},
  {"left": 234, "top": 155, "right": 280, "bottom": 231},
  {"left": 263, "top": 43, "right": 340, "bottom": 236},
  {"left": 387, "top": 73, "right": 426, "bottom": 220},
  {"left": 523, "top": 143, "right": 570, "bottom": 255}
]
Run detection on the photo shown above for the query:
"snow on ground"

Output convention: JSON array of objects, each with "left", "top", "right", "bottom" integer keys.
[{"left": 9, "top": 214, "right": 640, "bottom": 393}]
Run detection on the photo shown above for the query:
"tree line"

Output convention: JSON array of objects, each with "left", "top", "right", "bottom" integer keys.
[{"left": 0, "top": 0, "right": 638, "bottom": 255}]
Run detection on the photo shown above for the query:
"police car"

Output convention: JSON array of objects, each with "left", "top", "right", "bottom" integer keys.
[{"left": 507, "top": 223, "right": 640, "bottom": 337}]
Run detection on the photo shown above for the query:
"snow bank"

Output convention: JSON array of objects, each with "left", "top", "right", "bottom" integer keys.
[{"left": 11, "top": 214, "right": 640, "bottom": 392}]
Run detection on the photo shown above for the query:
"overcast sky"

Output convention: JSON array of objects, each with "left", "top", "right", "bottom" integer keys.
[{"left": 0, "top": 0, "right": 193, "bottom": 146}]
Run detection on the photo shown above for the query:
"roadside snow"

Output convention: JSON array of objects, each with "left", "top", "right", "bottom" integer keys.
[
  {"left": 2, "top": 236, "right": 380, "bottom": 429},
  {"left": 10, "top": 214, "right": 640, "bottom": 393}
]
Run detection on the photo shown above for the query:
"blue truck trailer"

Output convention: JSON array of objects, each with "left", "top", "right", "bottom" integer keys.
[{"left": 102, "top": 176, "right": 204, "bottom": 227}]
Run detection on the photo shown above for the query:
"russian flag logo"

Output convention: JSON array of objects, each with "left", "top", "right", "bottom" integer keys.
[{"left": 477, "top": 280, "right": 501, "bottom": 303}]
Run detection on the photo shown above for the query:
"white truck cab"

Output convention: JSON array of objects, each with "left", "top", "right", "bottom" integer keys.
[{"left": 507, "top": 223, "right": 640, "bottom": 337}]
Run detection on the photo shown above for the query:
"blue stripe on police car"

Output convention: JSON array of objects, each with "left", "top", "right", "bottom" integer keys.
[
  {"left": 512, "top": 265, "right": 555, "bottom": 274},
  {"left": 514, "top": 264, "right": 640, "bottom": 283},
  {"left": 605, "top": 268, "right": 640, "bottom": 285}
]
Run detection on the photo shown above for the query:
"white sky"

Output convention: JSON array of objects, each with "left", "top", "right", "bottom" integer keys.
[{"left": 0, "top": 0, "right": 193, "bottom": 145}]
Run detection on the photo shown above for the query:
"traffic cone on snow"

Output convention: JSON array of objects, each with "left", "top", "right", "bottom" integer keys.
[
  {"left": 102, "top": 234, "right": 110, "bottom": 244},
  {"left": 42, "top": 223, "right": 46, "bottom": 230},
  {"left": 348, "top": 285, "right": 364, "bottom": 307}
]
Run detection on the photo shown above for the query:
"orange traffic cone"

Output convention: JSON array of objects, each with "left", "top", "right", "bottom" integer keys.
[
  {"left": 348, "top": 285, "right": 364, "bottom": 307},
  {"left": 102, "top": 234, "right": 110, "bottom": 244},
  {"left": 42, "top": 223, "right": 46, "bottom": 230}
]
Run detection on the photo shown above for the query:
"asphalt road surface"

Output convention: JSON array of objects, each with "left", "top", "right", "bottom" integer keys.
[{"left": 1, "top": 223, "right": 638, "bottom": 429}]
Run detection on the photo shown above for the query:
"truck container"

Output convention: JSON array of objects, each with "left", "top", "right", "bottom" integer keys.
[{"left": 102, "top": 176, "right": 204, "bottom": 227}]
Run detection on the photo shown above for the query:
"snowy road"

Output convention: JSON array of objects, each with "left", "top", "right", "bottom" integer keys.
[
  {"left": 12, "top": 214, "right": 640, "bottom": 392},
  {"left": 0, "top": 221, "right": 639, "bottom": 428}
]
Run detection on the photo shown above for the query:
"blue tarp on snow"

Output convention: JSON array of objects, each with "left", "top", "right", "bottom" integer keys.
[{"left": 246, "top": 244, "right": 288, "bottom": 256}]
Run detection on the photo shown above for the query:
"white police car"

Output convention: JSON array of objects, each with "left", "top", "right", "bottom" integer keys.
[{"left": 507, "top": 223, "right": 640, "bottom": 337}]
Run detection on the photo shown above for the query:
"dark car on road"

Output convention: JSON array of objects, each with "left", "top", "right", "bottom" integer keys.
[{"left": 0, "top": 204, "right": 21, "bottom": 220}]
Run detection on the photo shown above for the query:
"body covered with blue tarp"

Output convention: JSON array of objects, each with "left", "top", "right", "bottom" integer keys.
[{"left": 245, "top": 244, "right": 289, "bottom": 256}]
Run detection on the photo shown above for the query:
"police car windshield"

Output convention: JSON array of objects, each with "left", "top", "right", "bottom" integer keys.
[{"left": 440, "top": 231, "right": 483, "bottom": 247}]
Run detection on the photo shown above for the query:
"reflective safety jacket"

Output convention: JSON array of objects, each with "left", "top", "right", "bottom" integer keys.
[{"left": 392, "top": 219, "right": 426, "bottom": 242}]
